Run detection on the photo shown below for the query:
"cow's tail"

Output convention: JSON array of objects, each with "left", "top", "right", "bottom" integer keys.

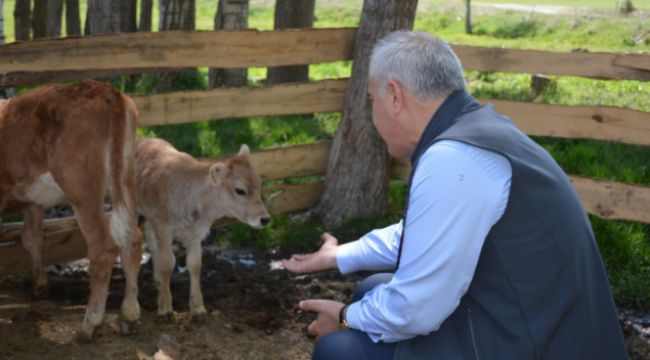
[{"left": 108, "top": 93, "right": 139, "bottom": 249}]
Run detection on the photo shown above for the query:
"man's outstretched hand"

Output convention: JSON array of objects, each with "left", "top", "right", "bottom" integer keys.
[{"left": 282, "top": 233, "right": 339, "bottom": 273}]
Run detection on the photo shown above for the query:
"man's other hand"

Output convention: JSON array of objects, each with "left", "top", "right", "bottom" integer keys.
[{"left": 300, "top": 299, "right": 346, "bottom": 340}]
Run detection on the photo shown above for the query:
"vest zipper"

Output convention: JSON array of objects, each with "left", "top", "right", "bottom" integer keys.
[{"left": 467, "top": 307, "right": 480, "bottom": 360}]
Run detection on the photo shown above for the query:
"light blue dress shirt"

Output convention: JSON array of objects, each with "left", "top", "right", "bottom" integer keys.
[{"left": 336, "top": 140, "right": 512, "bottom": 343}]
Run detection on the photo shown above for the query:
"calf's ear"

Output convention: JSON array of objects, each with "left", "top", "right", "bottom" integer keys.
[
  {"left": 238, "top": 144, "right": 250, "bottom": 157},
  {"left": 209, "top": 162, "right": 226, "bottom": 185}
]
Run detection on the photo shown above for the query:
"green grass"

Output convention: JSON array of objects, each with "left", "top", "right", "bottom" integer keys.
[
  {"left": 415, "top": 6, "right": 650, "bottom": 52},
  {"left": 1, "top": 0, "right": 649, "bottom": 307},
  {"left": 475, "top": 0, "right": 650, "bottom": 11}
]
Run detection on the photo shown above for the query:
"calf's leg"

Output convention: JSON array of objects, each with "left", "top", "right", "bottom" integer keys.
[
  {"left": 148, "top": 221, "right": 176, "bottom": 322},
  {"left": 186, "top": 237, "right": 207, "bottom": 322}
]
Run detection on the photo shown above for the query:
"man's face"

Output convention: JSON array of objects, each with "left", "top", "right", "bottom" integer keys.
[{"left": 368, "top": 81, "right": 407, "bottom": 158}]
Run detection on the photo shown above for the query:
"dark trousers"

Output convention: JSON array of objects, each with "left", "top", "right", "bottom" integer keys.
[{"left": 312, "top": 273, "right": 396, "bottom": 360}]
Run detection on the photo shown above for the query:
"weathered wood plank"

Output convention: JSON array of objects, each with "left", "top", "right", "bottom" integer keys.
[
  {"left": 264, "top": 181, "right": 323, "bottom": 216},
  {"left": 0, "top": 68, "right": 173, "bottom": 88},
  {"left": 1, "top": 30, "right": 648, "bottom": 84},
  {"left": 206, "top": 142, "right": 331, "bottom": 181},
  {"left": 134, "top": 79, "right": 347, "bottom": 126},
  {"left": 135, "top": 79, "right": 650, "bottom": 147},
  {"left": 0, "top": 28, "right": 357, "bottom": 73},
  {"left": 487, "top": 100, "right": 650, "bottom": 147},
  {"left": 569, "top": 175, "right": 650, "bottom": 224},
  {"left": 0, "top": 227, "right": 86, "bottom": 275},
  {"left": 0, "top": 216, "right": 78, "bottom": 240},
  {"left": 453, "top": 45, "right": 650, "bottom": 81}
]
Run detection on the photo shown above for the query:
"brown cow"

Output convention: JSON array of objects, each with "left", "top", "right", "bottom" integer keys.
[
  {"left": 0, "top": 80, "right": 143, "bottom": 340},
  {"left": 135, "top": 138, "right": 270, "bottom": 321}
]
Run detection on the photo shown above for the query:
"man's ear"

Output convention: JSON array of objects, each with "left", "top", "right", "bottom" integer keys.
[
  {"left": 238, "top": 144, "right": 250, "bottom": 158},
  {"left": 386, "top": 80, "right": 404, "bottom": 114},
  {"left": 209, "top": 162, "right": 226, "bottom": 185}
]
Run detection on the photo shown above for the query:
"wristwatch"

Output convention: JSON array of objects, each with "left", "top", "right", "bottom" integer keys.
[{"left": 339, "top": 304, "right": 350, "bottom": 329}]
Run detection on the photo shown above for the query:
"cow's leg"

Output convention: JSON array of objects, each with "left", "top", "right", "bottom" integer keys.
[
  {"left": 148, "top": 221, "right": 176, "bottom": 322},
  {"left": 71, "top": 200, "right": 117, "bottom": 340},
  {"left": 185, "top": 237, "right": 207, "bottom": 322},
  {"left": 21, "top": 205, "right": 48, "bottom": 299},
  {"left": 52, "top": 159, "right": 116, "bottom": 340},
  {"left": 118, "top": 224, "right": 143, "bottom": 333}
]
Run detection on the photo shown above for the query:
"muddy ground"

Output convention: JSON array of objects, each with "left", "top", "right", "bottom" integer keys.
[{"left": 1, "top": 233, "right": 649, "bottom": 360}]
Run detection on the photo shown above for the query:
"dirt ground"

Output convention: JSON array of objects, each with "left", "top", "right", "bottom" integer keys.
[
  {"left": 1, "top": 235, "right": 649, "bottom": 360},
  {"left": 0, "top": 236, "right": 366, "bottom": 360}
]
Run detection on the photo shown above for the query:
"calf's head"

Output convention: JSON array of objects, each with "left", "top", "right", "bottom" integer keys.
[{"left": 209, "top": 145, "right": 270, "bottom": 229}]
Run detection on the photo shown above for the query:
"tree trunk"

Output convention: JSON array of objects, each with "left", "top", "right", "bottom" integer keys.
[
  {"left": 159, "top": 0, "right": 195, "bottom": 31},
  {"left": 465, "top": 0, "right": 472, "bottom": 34},
  {"left": 208, "top": 0, "right": 249, "bottom": 88},
  {"left": 85, "top": 0, "right": 121, "bottom": 35},
  {"left": 618, "top": 0, "right": 635, "bottom": 14},
  {"left": 121, "top": 0, "right": 137, "bottom": 33},
  {"left": 32, "top": 0, "right": 47, "bottom": 39},
  {"left": 266, "top": 0, "right": 315, "bottom": 85},
  {"left": 0, "top": 0, "right": 4, "bottom": 44},
  {"left": 46, "top": 0, "right": 63, "bottom": 37},
  {"left": 155, "top": 0, "right": 197, "bottom": 92},
  {"left": 0, "top": 0, "right": 16, "bottom": 98},
  {"left": 14, "top": 0, "right": 31, "bottom": 41},
  {"left": 65, "top": 0, "right": 81, "bottom": 36},
  {"left": 315, "top": 0, "right": 418, "bottom": 229},
  {"left": 139, "top": 0, "right": 153, "bottom": 32}
]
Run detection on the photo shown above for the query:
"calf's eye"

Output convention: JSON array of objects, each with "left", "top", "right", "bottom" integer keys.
[{"left": 235, "top": 188, "right": 247, "bottom": 196}]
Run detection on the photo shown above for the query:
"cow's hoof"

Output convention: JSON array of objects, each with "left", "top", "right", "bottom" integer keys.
[
  {"left": 76, "top": 327, "right": 95, "bottom": 343},
  {"left": 31, "top": 286, "right": 49, "bottom": 300},
  {"left": 192, "top": 312, "right": 208, "bottom": 324},
  {"left": 120, "top": 320, "right": 140, "bottom": 336},
  {"left": 157, "top": 312, "right": 175, "bottom": 324}
]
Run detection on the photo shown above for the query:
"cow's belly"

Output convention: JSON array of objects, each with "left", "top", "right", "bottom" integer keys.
[{"left": 24, "top": 172, "right": 67, "bottom": 208}]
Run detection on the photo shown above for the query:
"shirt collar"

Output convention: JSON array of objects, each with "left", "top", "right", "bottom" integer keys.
[{"left": 410, "top": 89, "right": 478, "bottom": 167}]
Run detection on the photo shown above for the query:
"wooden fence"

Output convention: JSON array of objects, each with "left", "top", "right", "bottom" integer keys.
[{"left": 0, "top": 28, "right": 649, "bottom": 274}]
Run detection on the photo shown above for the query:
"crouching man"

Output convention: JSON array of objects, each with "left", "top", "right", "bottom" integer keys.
[{"left": 282, "top": 31, "right": 628, "bottom": 360}]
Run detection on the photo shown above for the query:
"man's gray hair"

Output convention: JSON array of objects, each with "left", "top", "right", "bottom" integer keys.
[{"left": 369, "top": 31, "right": 466, "bottom": 100}]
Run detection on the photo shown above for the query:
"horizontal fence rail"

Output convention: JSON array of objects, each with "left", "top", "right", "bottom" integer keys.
[
  {"left": 134, "top": 80, "right": 347, "bottom": 125},
  {"left": 2, "top": 141, "right": 648, "bottom": 274},
  {"left": 0, "top": 28, "right": 357, "bottom": 74},
  {"left": 135, "top": 79, "right": 650, "bottom": 147},
  {"left": 453, "top": 45, "right": 650, "bottom": 81},
  {"left": 1, "top": 28, "right": 649, "bottom": 87}
]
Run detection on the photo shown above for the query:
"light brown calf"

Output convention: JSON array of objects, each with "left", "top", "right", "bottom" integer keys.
[
  {"left": 0, "top": 80, "right": 143, "bottom": 339},
  {"left": 135, "top": 138, "right": 270, "bottom": 321}
]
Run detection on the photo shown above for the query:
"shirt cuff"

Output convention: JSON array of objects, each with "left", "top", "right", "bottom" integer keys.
[
  {"left": 336, "top": 240, "right": 363, "bottom": 275},
  {"left": 345, "top": 301, "right": 382, "bottom": 343}
]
